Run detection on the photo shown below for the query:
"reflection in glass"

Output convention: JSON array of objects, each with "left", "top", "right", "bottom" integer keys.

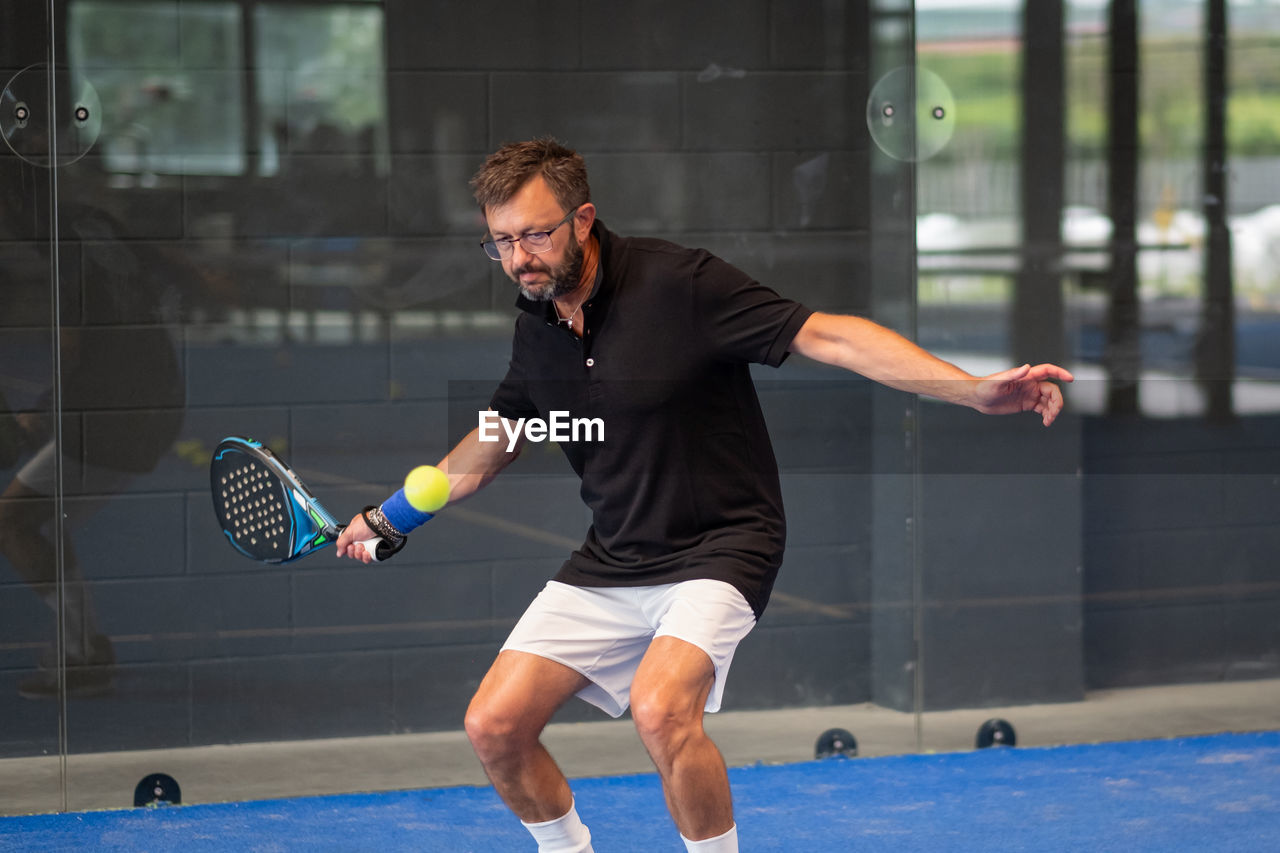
[
  {"left": 254, "top": 4, "right": 389, "bottom": 178},
  {"left": 69, "top": 1, "right": 244, "bottom": 176}
]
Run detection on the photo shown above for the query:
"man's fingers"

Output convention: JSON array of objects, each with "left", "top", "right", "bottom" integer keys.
[
  {"left": 1027, "top": 363, "right": 1074, "bottom": 383},
  {"left": 335, "top": 515, "right": 373, "bottom": 560},
  {"left": 1036, "top": 382, "right": 1065, "bottom": 426}
]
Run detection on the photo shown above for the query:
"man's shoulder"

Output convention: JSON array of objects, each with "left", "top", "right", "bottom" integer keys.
[
  {"left": 607, "top": 231, "right": 699, "bottom": 261},
  {"left": 603, "top": 228, "right": 721, "bottom": 280}
]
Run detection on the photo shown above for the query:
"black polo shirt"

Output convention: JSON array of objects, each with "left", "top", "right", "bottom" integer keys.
[{"left": 489, "top": 221, "right": 812, "bottom": 619}]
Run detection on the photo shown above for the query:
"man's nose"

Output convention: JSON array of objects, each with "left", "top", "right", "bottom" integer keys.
[{"left": 509, "top": 241, "right": 537, "bottom": 268}]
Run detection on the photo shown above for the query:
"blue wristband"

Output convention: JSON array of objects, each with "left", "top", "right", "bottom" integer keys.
[{"left": 380, "top": 488, "right": 434, "bottom": 534}]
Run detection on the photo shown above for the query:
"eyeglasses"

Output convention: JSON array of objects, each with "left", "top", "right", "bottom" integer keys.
[{"left": 481, "top": 207, "right": 580, "bottom": 261}]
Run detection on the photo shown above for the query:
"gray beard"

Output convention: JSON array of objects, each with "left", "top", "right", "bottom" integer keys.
[{"left": 514, "top": 233, "right": 585, "bottom": 302}]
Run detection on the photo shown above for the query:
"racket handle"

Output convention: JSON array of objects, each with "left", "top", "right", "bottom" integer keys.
[
  {"left": 356, "top": 536, "right": 394, "bottom": 562},
  {"left": 340, "top": 515, "right": 408, "bottom": 562}
]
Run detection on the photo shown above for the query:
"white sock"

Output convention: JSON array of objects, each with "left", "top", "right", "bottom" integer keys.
[
  {"left": 521, "top": 799, "right": 593, "bottom": 853},
  {"left": 682, "top": 824, "right": 738, "bottom": 852}
]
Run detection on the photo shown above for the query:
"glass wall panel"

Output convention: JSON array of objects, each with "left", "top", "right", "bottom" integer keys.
[
  {"left": 1, "top": 0, "right": 922, "bottom": 812},
  {"left": 910, "top": 0, "right": 1087, "bottom": 753},
  {"left": 1, "top": 8, "right": 74, "bottom": 816},
  {"left": 1067, "top": 0, "right": 1280, "bottom": 738},
  {"left": 912, "top": 0, "right": 1280, "bottom": 754},
  {"left": 3, "top": 0, "right": 1277, "bottom": 817}
]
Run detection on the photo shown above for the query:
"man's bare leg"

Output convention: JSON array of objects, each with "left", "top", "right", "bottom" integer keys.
[
  {"left": 464, "top": 649, "right": 590, "bottom": 822},
  {"left": 630, "top": 636, "right": 734, "bottom": 841}
]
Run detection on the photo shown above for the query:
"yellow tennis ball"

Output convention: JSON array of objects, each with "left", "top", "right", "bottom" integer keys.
[{"left": 404, "top": 465, "right": 450, "bottom": 513}]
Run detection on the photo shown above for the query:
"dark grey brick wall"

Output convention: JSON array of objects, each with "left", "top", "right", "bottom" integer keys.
[
  {"left": 1082, "top": 416, "right": 1280, "bottom": 688},
  {"left": 2, "top": 1, "right": 1277, "bottom": 762}
]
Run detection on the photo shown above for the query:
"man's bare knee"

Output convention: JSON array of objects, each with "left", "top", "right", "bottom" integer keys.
[
  {"left": 632, "top": 691, "right": 703, "bottom": 758},
  {"left": 465, "top": 651, "right": 588, "bottom": 761},
  {"left": 464, "top": 697, "right": 538, "bottom": 762}
]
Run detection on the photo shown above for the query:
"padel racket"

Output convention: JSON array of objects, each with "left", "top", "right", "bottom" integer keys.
[{"left": 210, "top": 436, "right": 398, "bottom": 563}]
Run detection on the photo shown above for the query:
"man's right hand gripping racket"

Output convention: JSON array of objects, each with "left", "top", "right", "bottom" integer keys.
[{"left": 210, "top": 436, "right": 402, "bottom": 563}]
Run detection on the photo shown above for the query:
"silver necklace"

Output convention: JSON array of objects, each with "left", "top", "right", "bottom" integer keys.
[{"left": 554, "top": 291, "right": 590, "bottom": 330}]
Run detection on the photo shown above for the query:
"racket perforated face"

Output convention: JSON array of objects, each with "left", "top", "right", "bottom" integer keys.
[
  {"left": 210, "top": 437, "right": 338, "bottom": 563},
  {"left": 211, "top": 444, "right": 295, "bottom": 561}
]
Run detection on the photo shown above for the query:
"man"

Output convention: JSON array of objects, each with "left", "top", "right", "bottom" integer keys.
[{"left": 337, "top": 138, "right": 1072, "bottom": 852}]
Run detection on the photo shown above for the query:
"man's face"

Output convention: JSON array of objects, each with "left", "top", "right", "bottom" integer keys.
[{"left": 485, "top": 175, "right": 592, "bottom": 302}]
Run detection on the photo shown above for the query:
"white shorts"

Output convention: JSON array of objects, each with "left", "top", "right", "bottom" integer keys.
[{"left": 501, "top": 579, "right": 757, "bottom": 718}]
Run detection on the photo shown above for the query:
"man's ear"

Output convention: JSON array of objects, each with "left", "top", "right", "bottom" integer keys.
[{"left": 574, "top": 203, "right": 597, "bottom": 240}]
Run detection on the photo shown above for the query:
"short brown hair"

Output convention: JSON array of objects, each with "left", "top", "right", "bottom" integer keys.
[{"left": 470, "top": 137, "right": 591, "bottom": 213}]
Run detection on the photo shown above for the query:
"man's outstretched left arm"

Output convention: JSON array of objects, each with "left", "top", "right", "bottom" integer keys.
[{"left": 789, "top": 312, "right": 1074, "bottom": 427}]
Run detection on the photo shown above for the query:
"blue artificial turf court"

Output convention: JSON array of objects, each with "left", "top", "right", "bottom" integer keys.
[{"left": 3, "top": 731, "right": 1278, "bottom": 852}]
